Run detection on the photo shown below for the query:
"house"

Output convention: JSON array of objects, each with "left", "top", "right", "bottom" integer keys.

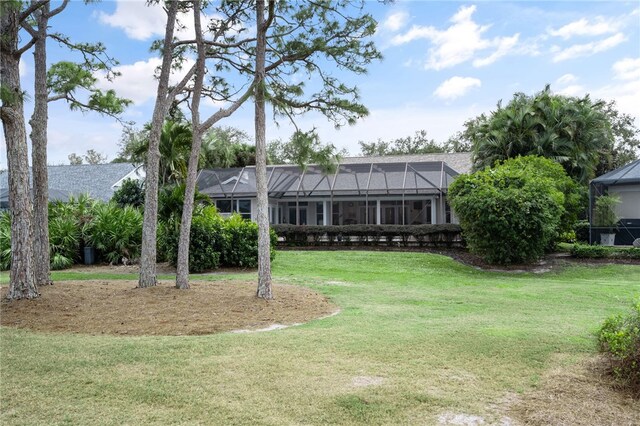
[
  {"left": 0, "top": 163, "right": 144, "bottom": 210},
  {"left": 196, "top": 153, "right": 472, "bottom": 225},
  {"left": 590, "top": 159, "right": 640, "bottom": 245}
]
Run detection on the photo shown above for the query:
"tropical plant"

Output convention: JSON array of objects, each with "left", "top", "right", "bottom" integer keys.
[
  {"left": 158, "top": 183, "right": 211, "bottom": 224},
  {"left": 0, "top": 212, "right": 11, "bottom": 271},
  {"left": 82, "top": 203, "right": 143, "bottom": 264},
  {"left": 468, "top": 85, "right": 613, "bottom": 185},
  {"left": 48, "top": 214, "right": 80, "bottom": 270},
  {"left": 593, "top": 194, "right": 620, "bottom": 228}
]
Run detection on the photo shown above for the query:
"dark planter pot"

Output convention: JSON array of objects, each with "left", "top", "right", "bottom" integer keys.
[{"left": 84, "top": 246, "right": 96, "bottom": 265}]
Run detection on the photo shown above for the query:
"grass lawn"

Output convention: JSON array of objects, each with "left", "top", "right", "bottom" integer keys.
[{"left": 1, "top": 251, "right": 639, "bottom": 425}]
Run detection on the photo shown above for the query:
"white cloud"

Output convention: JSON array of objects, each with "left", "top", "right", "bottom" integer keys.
[
  {"left": 557, "top": 85, "right": 586, "bottom": 97},
  {"left": 390, "top": 5, "right": 519, "bottom": 70},
  {"left": 556, "top": 74, "right": 577, "bottom": 85},
  {"left": 548, "top": 17, "right": 623, "bottom": 39},
  {"left": 97, "top": 0, "right": 216, "bottom": 41},
  {"left": 473, "top": 34, "right": 520, "bottom": 67},
  {"left": 552, "top": 33, "right": 626, "bottom": 62},
  {"left": 383, "top": 11, "right": 409, "bottom": 32},
  {"left": 612, "top": 57, "right": 640, "bottom": 81},
  {"left": 97, "top": 1, "right": 166, "bottom": 41},
  {"left": 434, "top": 77, "right": 481, "bottom": 100},
  {"left": 95, "top": 57, "right": 195, "bottom": 106}
]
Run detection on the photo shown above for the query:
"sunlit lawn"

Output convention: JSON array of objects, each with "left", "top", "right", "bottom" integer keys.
[{"left": 1, "top": 251, "right": 638, "bottom": 425}]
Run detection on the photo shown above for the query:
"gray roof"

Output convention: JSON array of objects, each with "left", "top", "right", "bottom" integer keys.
[
  {"left": 342, "top": 153, "right": 473, "bottom": 174},
  {"left": 0, "top": 163, "right": 138, "bottom": 203},
  {"left": 592, "top": 160, "right": 640, "bottom": 186},
  {"left": 198, "top": 156, "right": 467, "bottom": 199}
]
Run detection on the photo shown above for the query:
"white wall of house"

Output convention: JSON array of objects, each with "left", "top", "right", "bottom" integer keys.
[{"left": 610, "top": 184, "right": 640, "bottom": 219}]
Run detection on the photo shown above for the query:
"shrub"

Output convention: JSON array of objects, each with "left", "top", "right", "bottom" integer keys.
[
  {"left": 160, "top": 206, "right": 226, "bottom": 273},
  {"left": 83, "top": 202, "right": 143, "bottom": 264},
  {"left": 223, "top": 214, "right": 277, "bottom": 268},
  {"left": 571, "top": 244, "right": 640, "bottom": 259},
  {"left": 48, "top": 214, "right": 80, "bottom": 270},
  {"left": 0, "top": 212, "right": 10, "bottom": 271},
  {"left": 574, "top": 220, "right": 590, "bottom": 243},
  {"left": 449, "top": 156, "right": 565, "bottom": 264},
  {"left": 112, "top": 178, "right": 145, "bottom": 208},
  {"left": 597, "top": 299, "right": 640, "bottom": 396},
  {"left": 594, "top": 194, "right": 620, "bottom": 228},
  {"left": 158, "top": 183, "right": 210, "bottom": 223}
]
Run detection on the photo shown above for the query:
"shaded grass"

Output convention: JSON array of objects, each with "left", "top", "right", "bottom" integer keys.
[{"left": 1, "top": 251, "right": 639, "bottom": 425}]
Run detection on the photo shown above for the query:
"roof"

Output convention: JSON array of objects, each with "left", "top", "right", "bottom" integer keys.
[
  {"left": 342, "top": 153, "right": 473, "bottom": 174},
  {"left": 198, "top": 156, "right": 468, "bottom": 199},
  {"left": 591, "top": 159, "right": 640, "bottom": 186},
  {"left": 0, "top": 163, "right": 141, "bottom": 203}
]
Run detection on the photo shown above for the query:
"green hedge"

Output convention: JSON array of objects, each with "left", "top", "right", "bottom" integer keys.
[
  {"left": 571, "top": 244, "right": 640, "bottom": 259},
  {"left": 272, "top": 224, "right": 463, "bottom": 247}
]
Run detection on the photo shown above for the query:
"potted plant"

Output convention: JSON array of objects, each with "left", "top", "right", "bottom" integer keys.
[{"left": 593, "top": 194, "right": 620, "bottom": 246}]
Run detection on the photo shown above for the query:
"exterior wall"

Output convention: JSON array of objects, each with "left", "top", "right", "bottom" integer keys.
[{"left": 609, "top": 184, "right": 640, "bottom": 219}]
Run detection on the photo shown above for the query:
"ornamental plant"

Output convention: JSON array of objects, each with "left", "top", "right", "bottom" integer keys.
[{"left": 448, "top": 156, "right": 566, "bottom": 264}]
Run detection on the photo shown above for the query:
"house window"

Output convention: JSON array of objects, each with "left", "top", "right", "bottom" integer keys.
[
  {"left": 216, "top": 200, "right": 232, "bottom": 214},
  {"left": 237, "top": 200, "right": 251, "bottom": 220},
  {"left": 445, "top": 201, "right": 452, "bottom": 224},
  {"left": 316, "top": 202, "right": 324, "bottom": 225}
]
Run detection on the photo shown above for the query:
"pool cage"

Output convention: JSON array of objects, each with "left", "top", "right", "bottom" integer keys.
[{"left": 197, "top": 160, "right": 461, "bottom": 225}]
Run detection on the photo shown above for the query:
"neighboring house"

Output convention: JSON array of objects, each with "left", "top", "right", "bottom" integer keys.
[
  {"left": 0, "top": 163, "right": 144, "bottom": 210},
  {"left": 196, "top": 153, "right": 472, "bottom": 225},
  {"left": 590, "top": 159, "right": 640, "bottom": 245}
]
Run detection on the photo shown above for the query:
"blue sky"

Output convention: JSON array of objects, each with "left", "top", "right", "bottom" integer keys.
[{"left": 2, "top": 0, "right": 639, "bottom": 166}]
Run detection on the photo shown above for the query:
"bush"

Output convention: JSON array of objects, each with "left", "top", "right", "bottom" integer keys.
[
  {"left": 160, "top": 206, "right": 226, "bottom": 273},
  {"left": 48, "top": 214, "right": 80, "bottom": 270},
  {"left": 271, "top": 224, "right": 463, "bottom": 247},
  {"left": 449, "top": 156, "right": 565, "bottom": 264},
  {"left": 571, "top": 244, "right": 640, "bottom": 259},
  {"left": 158, "top": 183, "right": 210, "bottom": 223},
  {"left": 574, "top": 220, "right": 590, "bottom": 243},
  {"left": 83, "top": 202, "right": 143, "bottom": 264},
  {"left": 598, "top": 299, "right": 640, "bottom": 396},
  {"left": 111, "top": 178, "right": 145, "bottom": 208},
  {"left": 223, "top": 214, "right": 277, "bottom": 267}
]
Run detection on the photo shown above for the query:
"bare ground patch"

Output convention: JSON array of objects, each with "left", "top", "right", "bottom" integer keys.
[
  {"left": 0, "top": 280, "right": 337, "bottom": 336},
  {"left": 508, "top": 356, "right": 640, "bottom": 425}
]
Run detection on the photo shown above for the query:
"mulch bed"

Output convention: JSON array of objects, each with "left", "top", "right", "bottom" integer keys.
[{"left": 0, "top": 280, "right": 336, "bottom": 336}]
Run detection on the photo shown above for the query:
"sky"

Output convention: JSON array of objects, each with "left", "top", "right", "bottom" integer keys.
[{"left": 1, "top": 0, "right": 639, "bottom": 167}]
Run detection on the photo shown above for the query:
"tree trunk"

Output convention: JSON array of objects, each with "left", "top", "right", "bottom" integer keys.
[
  {"left": 175, "top": 0, "right": 205, "bottom": 290},
  {"left": 255, "top": 0, "right": 273, "bottom": 300},
  {"left": 30, "top": 3, "right": 52, "bottom": 287},
  {"left": 138, "top": 1, "right": 180, "bottom": 288},
  {"left": 1, "top": 6, "right": 38, "bottom": 300}
]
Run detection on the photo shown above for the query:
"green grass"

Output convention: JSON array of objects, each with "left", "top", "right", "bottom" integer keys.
[{"left": 1, "top": 251, "right": 639, "bottom": 425}]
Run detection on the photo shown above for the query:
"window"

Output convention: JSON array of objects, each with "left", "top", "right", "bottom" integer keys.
[
  {"left": 316, "top": 202, "right": 324, "bottom": 225},
  {"left": 216, "top": 200, "right": 232, "bottom": 214},
  {"left": 237, "top": 200, "right": 251, "bottom": 220}
]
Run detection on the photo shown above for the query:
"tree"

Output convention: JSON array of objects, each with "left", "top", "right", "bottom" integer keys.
[
  {"left": 358, "top": 130, "right": 445, "bottom": 156},
  {"left": 68, "top": 153, "right": 83, "bottom": 165},
  {"left": 24, "top": 0, "right": 129, "bottom": 289},
  {"left": 598, "top": 100, "right": 640, "bottom": 174},
  {"left": 267, "top": 130, "right": 344, "bottom": 171},
  {"left": 83, "top": 149, "right": 108, "bottom": 165},
  {"left": 138, "top": 0, "right": 196, "bottom": 288},
  {"left": 201, "top": 127, "right": 255, "bottom": 168},
  {"left": 449, "top": 156, "right": 567, "bottom": 265},
  {"left": 1, "top": 1, "right": 38, "bottom": 299},
  {"left": 467, "top": 85, "right": 616, "bottom": 185}
]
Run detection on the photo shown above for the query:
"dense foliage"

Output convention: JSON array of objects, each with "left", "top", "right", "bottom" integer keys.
[
  {"left": 465, "top": 86, "right": 639, "bottom": 184},
  {"left": 449, "top": 156, "right": 566, "bottom": 264},
  {"left": 593, "top": 194, "right": 620, "bottom": 228},
  {"left": 0, "top": 213, "right": 10, "bottom": 271},
  {"left": 160, "top": 207, "right": 277, "bottom": 272},
  {"left": 598, "top": 300, "right": 640, "bottom": 396},
  {"left": 82, "top": 203, "right": 143, "bottom": 264},
  {"left": 111, "top": 178, "right": 145, "bottom": 208}
]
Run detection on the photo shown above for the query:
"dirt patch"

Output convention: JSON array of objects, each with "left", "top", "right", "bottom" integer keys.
[
  {"left": 0, "top": 280, "right": 337, "bottom": 336},
  {"left": 509, "top": 356, "right": 640, "bottom": 425}
]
